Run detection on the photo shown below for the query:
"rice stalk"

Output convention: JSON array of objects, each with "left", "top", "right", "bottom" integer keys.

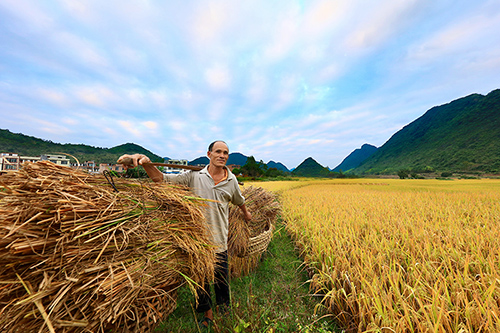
[
  {"left": 0, "top": 161, "right": 216, "bottom": 333},
  {"left": 228, "top": 186, "right": 281, "bottom": 276}
]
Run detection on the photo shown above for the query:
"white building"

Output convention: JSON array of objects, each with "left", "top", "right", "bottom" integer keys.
[
  {"left": 38, "top": 154, "right": 71, "bottom": 166},
  {"left": 0, "top": 153, "right": 20, "bottom": 171},
  {"left": 0, "top": 153, "right": 71, "bottom": 172},
  {"left": 164, "top": 159, "right": 189, "bottom": 174}
]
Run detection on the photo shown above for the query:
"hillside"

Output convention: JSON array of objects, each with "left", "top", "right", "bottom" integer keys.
[
  {"left": 354, "top": 89, "right": 500, "bottom": 174},
  {"left": 227, "top": 152, "right": 248, "bottom": 166},
  {"left": 0, "top": 129, "right": 163, "bottom": 164},
  {"left": 189, "top": 156, "right": 210, "bottom": 166},
  {"left": 332, "top": 144, "right": 378, "bottom": 172},
  {"left": 292, "top": 157, "right": 330, "bottom": 177},
  {"left": 267, "top": 160, "right": 290, "bottom": 172}
]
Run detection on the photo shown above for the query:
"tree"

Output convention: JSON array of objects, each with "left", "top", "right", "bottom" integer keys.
[
  {"left": 398, "top": 169, "right": 410, "bottom": 179},
  {"left": 264, "top": 167, "right": 285, "bottom": 178},
  {"left": 239, "top": 156, "right": 266, "bottom": 178}
]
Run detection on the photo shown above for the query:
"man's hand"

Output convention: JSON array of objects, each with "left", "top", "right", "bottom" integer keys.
[
  {"left": 117, "top": 154, "right": 151, "bottom": 169},
  {"left": 243, "top": 210, "right": 252, "bottom": 222},
  {"left": 238, "top": 204, "right": 252, "bottom": 222}
]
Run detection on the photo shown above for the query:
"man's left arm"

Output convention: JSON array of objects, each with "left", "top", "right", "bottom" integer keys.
[
  {"left": 229, "top": 172, "right": 252, "bottom": 221},
  {"left": 238, "top": 203, "right": 252, "bottom": 222}
]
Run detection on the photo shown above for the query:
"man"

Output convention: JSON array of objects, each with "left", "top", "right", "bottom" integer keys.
[{"left": 118, "top": 140, "right": 251, "bottom": 329}]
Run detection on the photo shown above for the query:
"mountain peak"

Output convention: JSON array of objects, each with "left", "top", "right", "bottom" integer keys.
[
  {"left": 292, "top": 157, "right": 330, "bottom": 177},
  {"left": 332, "top": 144, "right": 378, "bottom": 172}
]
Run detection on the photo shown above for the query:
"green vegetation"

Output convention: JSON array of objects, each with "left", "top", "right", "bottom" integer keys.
[
  {"left": 292, "top": 157, "right": 357, "bottom": 178},
  {"left": 0, "top": 129, "right": 163, "bottom": 164},
  {"left": 156, "top": 223, "right": 339, "bottom": 333},
  {"left": 292, "top": 157, "right": 330, "bottom": 177},
  {"left": 233, "top": 156, "right": 291, "bottom": 180},
  {"left": 354, "top": 89, "right": 500, "bottom": 175}
]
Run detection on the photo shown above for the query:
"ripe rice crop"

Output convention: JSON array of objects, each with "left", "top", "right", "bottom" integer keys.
[{"left": 273, "top": 179, "right": 500, "bottom": 332}]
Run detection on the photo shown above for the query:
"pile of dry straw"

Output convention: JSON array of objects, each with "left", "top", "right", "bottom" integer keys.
[
  {"left": 228, "top": 186, "right": 281, "bottom": 277},
  {"left": 0, "top": 161, "right": 215, "bottom": 333}
]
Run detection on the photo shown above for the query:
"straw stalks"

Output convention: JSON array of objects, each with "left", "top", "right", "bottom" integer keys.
[
  {"left": 228, "top": 186, "right": 281, "bottom": 277},
  {"left": 0, "top": 161, "right": 215, "bottom": 333}
]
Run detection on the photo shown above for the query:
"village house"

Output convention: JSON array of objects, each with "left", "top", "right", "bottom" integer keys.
[
  {"left": 163, "top": 159, "right": 189, "bottom": 174},
  {"left": 0, "top": 153, "right": 123, "bottom": 175}
]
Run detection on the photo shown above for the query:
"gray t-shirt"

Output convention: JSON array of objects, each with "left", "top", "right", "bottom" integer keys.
[{"left": 163, "top": 166, "right": 245, "bottom": 252}]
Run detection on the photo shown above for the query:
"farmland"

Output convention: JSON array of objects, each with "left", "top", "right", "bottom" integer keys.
[{"left": 248, "top": 179, "right": 500, "bottom": 332}]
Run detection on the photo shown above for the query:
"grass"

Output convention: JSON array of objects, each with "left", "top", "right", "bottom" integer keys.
[{"left": 155, "top": 221, "right": 340, "bottom": 333}]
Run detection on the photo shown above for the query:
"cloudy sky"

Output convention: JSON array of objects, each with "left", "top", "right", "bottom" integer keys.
[{"left": 1, "top": 0, "right": 499, "bottom": 169}]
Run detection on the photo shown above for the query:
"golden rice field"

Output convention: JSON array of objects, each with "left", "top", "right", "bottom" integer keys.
[{"left": 245, "top": 179, "right": 500, "bottom": 332}]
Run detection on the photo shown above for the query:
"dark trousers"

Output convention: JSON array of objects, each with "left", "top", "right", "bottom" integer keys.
[{"left": 196, "top": 251, "right": 230, "bottom": 313}]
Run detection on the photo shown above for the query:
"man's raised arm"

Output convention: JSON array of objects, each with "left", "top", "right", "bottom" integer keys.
[{"left": 117, "top": 154, "right": 164, "bottom": 183}]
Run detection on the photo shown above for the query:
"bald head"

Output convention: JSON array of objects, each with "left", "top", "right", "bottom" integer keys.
[{"left": 208, "top": 140, "right": 228, "bottom": 152}]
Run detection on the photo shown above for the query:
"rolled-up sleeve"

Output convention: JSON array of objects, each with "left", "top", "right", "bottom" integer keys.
[
  {"left": 231, "top": 181, "right": 245, "bottom": 206},
  {"left": 163, "top": 171, "right": 194, "bottom": 187}
]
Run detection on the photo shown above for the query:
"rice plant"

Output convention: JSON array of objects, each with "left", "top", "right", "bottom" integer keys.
[{"left": 274, "top": 179, "right": 500, "bottom": 332}]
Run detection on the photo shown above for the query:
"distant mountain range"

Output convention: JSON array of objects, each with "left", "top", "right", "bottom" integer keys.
[
  {"left": 0, "top": 130, "right": 163, "bottom": 164},
  {"left": 353, "top": 89, "right": 500, "bottom": 174},
  {"left": 0, "top": 129, "right": 291, "bottom": 171},
  {"left": 2, "top": 88, "right": 499, "bottom": 176},
  {"left": 189, "top": 153, "right": 290, "bottom": 172},
  {"left": 189, "top": 152, "right": 248, "bottom": 167},
  {"left": 331, "top": 144, "right": 378, "bottom": 172}
]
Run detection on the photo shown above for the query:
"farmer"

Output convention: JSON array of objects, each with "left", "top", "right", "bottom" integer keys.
[{"left": 117, "top": 140, "right": 251, "bottom": 329}]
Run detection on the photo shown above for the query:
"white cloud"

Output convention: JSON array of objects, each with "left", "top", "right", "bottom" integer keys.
[
  {"left": 342, "top": 0, "right": 420, "bottom": 52},
  {"left": 204, "top": 64, "right": 231, "bottom": 92},
  {"left": 169, "top": 120, "right": 186, "bottom": 132},
  {"left": 37, "top": 88, "right": 70, "bottom": 107},
  {"left": 406, "top": 10, "right": 500, "bottom": 63},
  {"left": 302, "top": 0, "right": 350, "bottom": 38},
  {"left": 118, "top": 120, "right": 142, "bottom": 137},
  {"left": 142, "top": 121, "right": 158, "bottom": 130},
  {"left": 190, "top": 1, "right": 231, "bottom": 46},
  {"left": 54, "top": 31, "right": 110, "bottom": 68},
  {"left": 74, "top": 86, "right": 116, "bottom": 108},
  {"left": 149, "top": 89, "right": 170, "bottom": 109},
  {"left": 1, "top": 0, "right": 54, "bottom": 31}
]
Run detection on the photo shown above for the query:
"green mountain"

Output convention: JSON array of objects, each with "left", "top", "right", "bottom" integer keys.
[
  {"left": 292, "top": 157, "right": 330, "bottom": 177},
  {"left": 189, "top": 156, "right": 209, "bottom": 165},
  {"left": 0, "top": 129, "right": 163, "bottom": 164},
  {"left": 267, "top": 160, "right": 290, "bottom": 172},
  {"left": 227, "top": 152, "right": 249, "bottom": 166},
  {"left": 354, "top": 89, "right": 500, "bottom": 174},
  {"left": 332, "top": 144, "right": 378, "bottom": 172}
]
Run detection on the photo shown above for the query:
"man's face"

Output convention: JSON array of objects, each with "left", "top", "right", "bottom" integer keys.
[{"left": 207, "top": 141, "right": 229, "bottom": 167}]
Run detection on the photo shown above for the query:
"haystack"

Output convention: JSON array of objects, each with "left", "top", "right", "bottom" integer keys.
[
  {"left": 228, "top": 186, "right": 280, "bottom": 277},
  {"left": 0, "top": 161, "right": 215, "bottom": 333}
]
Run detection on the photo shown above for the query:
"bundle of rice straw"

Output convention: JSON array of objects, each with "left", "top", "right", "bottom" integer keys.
[
  {"left": 228, "top": 186, "right": 280, "bottom": 276},
  {"left": 0, "top": 161, "right": 215, "bottom": 333}
]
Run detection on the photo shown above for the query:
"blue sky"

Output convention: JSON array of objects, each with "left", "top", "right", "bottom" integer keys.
[{"left": 1, "top": 0, "right": 499, "bottom": 169}]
